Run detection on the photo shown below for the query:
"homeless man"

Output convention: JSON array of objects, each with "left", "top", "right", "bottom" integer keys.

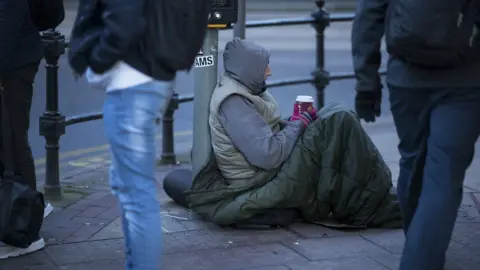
[{"left": 184, "top": 38, "right": 401, "bottom": 228}]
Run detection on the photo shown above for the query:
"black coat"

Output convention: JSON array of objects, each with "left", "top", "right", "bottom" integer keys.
[
  {"left": 0, "top": 0, "right": 43, "bottom": 76},
  {"left": 351, "top": 0, "right": 480, "bottom": 89},
  {"left": 68, "top": 0, "right": 175, "bottom": 81}
]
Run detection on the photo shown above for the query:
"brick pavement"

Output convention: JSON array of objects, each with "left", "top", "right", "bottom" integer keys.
[{"left": 1, "top": 125, "right": 479, "bottom": 270}]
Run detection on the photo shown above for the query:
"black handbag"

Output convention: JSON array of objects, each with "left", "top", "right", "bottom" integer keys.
[{"left": 0, "top": 82, "right": 45, "bottom": 248}]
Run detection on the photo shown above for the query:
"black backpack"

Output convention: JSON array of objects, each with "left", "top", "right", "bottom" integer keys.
[
  {"left": 28, "top": 0, "right": 65, "bottom": 31},
  {"left": 0, "top": 84, "right": 45, "bottom": 248},
  {"left": 143, "top": 0, "right": 211, "bottom": 72},
  {"left": 386, "top": 0, "right": 480, "bottom": 69}
]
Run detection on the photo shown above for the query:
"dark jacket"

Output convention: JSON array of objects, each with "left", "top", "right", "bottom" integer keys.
[
  {"left": 0, "top": 0, "right": 43, "bottom": 76},
  {"left": 68, "top": 0, "right": 175, "bottom": 81},
  {"left": 352, "top": 0, "right": 480, "bottom": 90}
]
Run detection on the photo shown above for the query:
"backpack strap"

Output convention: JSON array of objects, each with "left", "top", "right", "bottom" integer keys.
[{"left": 0, "top": 82, "right": 14, "bottom": 182}]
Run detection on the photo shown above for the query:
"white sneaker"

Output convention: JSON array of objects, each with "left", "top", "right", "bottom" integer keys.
[
  {"left": 44, "top": 202, "right": 54, "bottom": 219},
  {"left": 0, "top": 238, "right": 45, "bottom": 260}
]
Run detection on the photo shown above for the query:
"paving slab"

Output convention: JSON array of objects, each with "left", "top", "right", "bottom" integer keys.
[
  {"left": 162, "top": 228, "right": 298, "bottom": 255},
  {"left": 89, "top": 217, "right": 122, "bottom": 241},
  {"left": 58, "top": 260, "right": 123, "bottom": 270},
  {"left": 361, "top": 229, "right": 405, "bottom": 254},
  {"left": 47, "top": 239, "right": 124, "bottom": 265},
  {"left": 288, "top": 222, "right": 363, "bottom": 238},
  {"left": 242, "top": 266, "right": 291, "bottom": 270},
  {"left": 284, "top": 236, "right": 391, "bottom": 261},
  {"left": 444, "top": 244, "right": 480, "bottom": 270},
  {"left": 370, "top": 242, "right": 480, "bottom": 270},
  {"left": 286, "top": 257, "right": 389, "bottom": 270},
  {"left": 0, "top": 249, "right": 57, "bottom": 269},
  {"left": 163, "top": 243, "right": 307, "bottom": 270},
  {"left": 452, "top": 223, "right": 480, "bottom": 252}
]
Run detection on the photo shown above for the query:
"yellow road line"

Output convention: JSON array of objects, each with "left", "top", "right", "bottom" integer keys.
[
  {"left": 34, "top": 130, "right": 193, "bottom": 166},
  {"left": 35, "top": 137, "right": 193, "bottom": 176},
  {"left": 35, "top": 152, "right": 112, "bottom": 175}
]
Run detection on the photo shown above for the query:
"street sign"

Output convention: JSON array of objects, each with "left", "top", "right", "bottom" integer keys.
[{"left": 194, "top": 55, "right": 214, "bottom": 68}]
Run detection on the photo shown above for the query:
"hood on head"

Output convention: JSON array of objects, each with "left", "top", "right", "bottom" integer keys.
[{"left": 223, "top": 38, "right": 270, "bottom": 95}]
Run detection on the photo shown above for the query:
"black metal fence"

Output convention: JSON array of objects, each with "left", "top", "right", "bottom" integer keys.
[{"left": 38, "top": 1, "right": 377, "bottom": 199}]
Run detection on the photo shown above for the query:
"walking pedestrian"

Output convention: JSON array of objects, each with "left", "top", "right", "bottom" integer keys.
[
  {"left": 68, "top": 0, "right": 210, "bottom": 268},
  {"left": 0, "top": 0, "right": 63, "bottom": 259},
  {"left": 352, "top": 0, "right": 480, "bottom": 269}
]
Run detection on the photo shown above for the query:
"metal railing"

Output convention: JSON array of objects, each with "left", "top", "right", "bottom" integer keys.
[{"left": 38, "top": 1, "right": 383, "bottom": 199}]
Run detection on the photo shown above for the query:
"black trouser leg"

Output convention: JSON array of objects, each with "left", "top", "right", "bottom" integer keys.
[
  {"left": 2, "top": 63, "right": 39, "bottom": 191},
  {"left": 389, "top": 85, "right": 480, "bottom": 270}
]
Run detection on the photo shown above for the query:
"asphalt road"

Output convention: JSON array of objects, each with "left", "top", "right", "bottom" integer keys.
[{"left": 30, "top": 15, "right": 390, "bottom": 171}]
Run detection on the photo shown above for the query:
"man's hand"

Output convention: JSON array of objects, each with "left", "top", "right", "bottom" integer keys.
[
  {"left": 290, "top": 111, "right": 315, "bottom": 127},
  {"left": 307, "top": 107, "right": 318, "bottom": 121},
  {"left": 355, "top": 90, "right": 382, "bottom": 123}
]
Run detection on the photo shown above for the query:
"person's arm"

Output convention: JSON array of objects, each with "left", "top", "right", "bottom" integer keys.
[
  {"left": 0, "top": 0, "right": 27, "bottom": 76},
  {"left": 218, "top": 94, "right": 305, "bottom": 170},
  {"left": 279, "top": 119, "right": 290, "bottom": 129},
  {"left": 88, "top": 0, "right": 146, "bottom": 73},
  {"left": 351, "top": 0, "right": 388, "bottom": 92}
]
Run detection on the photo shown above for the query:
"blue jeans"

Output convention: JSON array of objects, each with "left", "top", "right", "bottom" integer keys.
[
  {"left": 388, "top": 86, "right": 480, "bottom": 270},
  {"left": 103, "top": 81, "right": 173, "bottom": 270}
]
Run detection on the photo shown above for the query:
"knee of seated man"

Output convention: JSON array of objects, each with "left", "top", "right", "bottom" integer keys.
[
  {"left": 318, "top": 102, "right": 356, "bottom": 120},
  {"left": 321, "top": 109, "right": 358, "bottom": 126}
]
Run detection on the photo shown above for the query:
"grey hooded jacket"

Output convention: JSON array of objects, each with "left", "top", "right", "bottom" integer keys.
[{"left": 209, "top": 38, "right": 304, "bottom": 182}]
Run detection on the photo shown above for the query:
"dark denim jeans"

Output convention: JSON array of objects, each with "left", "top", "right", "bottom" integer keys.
[
  {"left": 1, "top": 63, "right": 39, "bottom": 191},
  {"left": 388, "top": 85, "right": 480, "bottom": 270}
]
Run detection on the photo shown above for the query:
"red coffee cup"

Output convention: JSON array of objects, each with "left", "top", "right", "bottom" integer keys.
[{"left": 295, "top": 95, "right": 314, "bottom": 115}]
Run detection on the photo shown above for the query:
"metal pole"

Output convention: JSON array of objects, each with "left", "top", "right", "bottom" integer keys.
[
  {"left": 39, "top": 30, "right": 66, "bottom": 200},
  {"left": 311, "top": 0, "right": 330, "bottom": 108},
  {"left": 160, "top": 95, "right": 178, "bottom": 164},
  {"left": 233, "top": 0, "right": 246, "bottom": 39},
  {"left": 191, "top": 29, "right": 219, "bottom": 177}
]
